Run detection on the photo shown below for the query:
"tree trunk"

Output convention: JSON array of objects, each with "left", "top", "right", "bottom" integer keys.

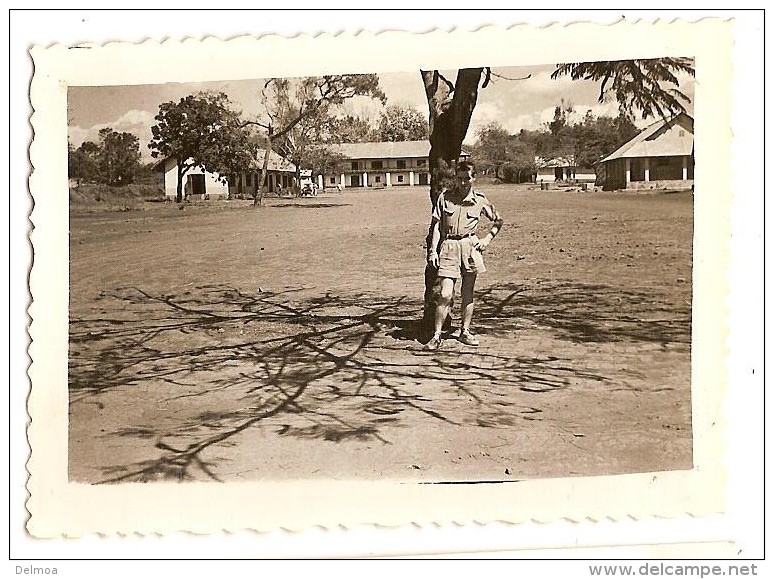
[
  {"left": 176, "top": 164, "right": 185, "bottom": 203},
  {"left": 420, "top": 68, "right": 484, "bottom": 338},
  {"left": 255, "top": 146, "right": 272, "bottom": 207},
  {"left": 254, "top": 130, "right": 275, "bottom": 207}
]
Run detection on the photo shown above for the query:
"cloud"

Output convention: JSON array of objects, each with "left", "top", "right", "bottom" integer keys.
[{"left": 69, "top": 109, "right": 158, "bottom": 162}]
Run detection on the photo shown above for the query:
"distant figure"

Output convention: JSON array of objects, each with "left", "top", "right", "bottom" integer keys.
[
  {"left": 424, "top": 160, "right": 504, "bottom": 351},
  {"left": 276, "top": 183, "right": 283, "bottom": 196}
]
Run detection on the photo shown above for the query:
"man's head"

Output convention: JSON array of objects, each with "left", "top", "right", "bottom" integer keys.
[{"left": 456, "top": 160, "right": 476, "bottom": 193}]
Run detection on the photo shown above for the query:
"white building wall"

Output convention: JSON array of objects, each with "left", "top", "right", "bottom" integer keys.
[
  {"left": 163, "top": 158, "right": 229, "bottom": 199},
  {"left": 391, "top": 171, "right": 411, "bottom": 185},
  {"left": 163, "top": 158, "right": 179, "bottom": 198},
  {"left": 203, "top": 171, "right": 229, "bottom": 199},
  {"left": 322, "top": 157, "right": 429, "bottom": 189},
  {"left": 536, "top": 167, "right": 595, "bottom": 183},
  {"left": 574, "top": 169, "right": 597, "bottom": 183}
]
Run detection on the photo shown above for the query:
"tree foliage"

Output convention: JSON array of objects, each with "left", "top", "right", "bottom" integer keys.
[
  {"left": 474, "top": 122, "right": 511, "bottom": 179},
  {"left": 548, "top": 99, "right": 574, "bottom": 136},
  {"left": 98, "top": 128, "right": 141, "bottom": 186},
  {"left": 421, "top": 68, "right": 486, "bottom": 204},
  {"left": 571, "top": 111, "right": 638, "bottom": 168},
  {"left": 471, "top": 110, "right": 639, "bottom": 184},
  {"left": 68, "top": 130, "right": 141, "bottom": 186},
  {"left": 68, "top": 140, "right": 101, "bottom": 185},
  {"left": 148, "top": 92, "right": 256, "bottom": 202},
  {"left": 551, "top": 58, "right": 695, "bottom": 120},
  {"left": 376, "top": 104, "right": 428, "bottom": 141},
  {"left": 316, "top": 114, "right": 376, "bottom": 143},
  {"left": 248, "top": 74, "right": 386, "bottom": 204}
]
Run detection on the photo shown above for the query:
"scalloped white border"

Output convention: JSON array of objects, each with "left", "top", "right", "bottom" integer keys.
[{"left": 26, "top": 19, "right": 732, "bottom": 538}]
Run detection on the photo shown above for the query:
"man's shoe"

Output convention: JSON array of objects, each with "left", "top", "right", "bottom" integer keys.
[
  {"left": 458, "top": 329, "right": 480, "bottom": 347},
  {"left": 424, "top": 334, "right": 443, "bottom": 351}
]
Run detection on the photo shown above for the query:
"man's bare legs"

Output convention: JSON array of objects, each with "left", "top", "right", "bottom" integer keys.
[
  {"left": 460, "top": 271, "right": 477, "bottom": 333},
  {"left": 426, "top": 277, "right": 455, "bottom": 350},
  {"left": 433, "top": 277, "right": 456, "bottom": 336},
  {"left": 459, "top": 272, "right": 480, "bottom": 346}
]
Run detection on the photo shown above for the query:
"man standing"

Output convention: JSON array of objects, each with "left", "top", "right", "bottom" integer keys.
[{"left": 425, "top": 161, "right": 504, "bottom": 351}]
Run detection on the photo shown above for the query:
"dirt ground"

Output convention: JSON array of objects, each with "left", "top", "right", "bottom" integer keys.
[{"left": 68, "top": 184, "right": 694, "bottom": 483}]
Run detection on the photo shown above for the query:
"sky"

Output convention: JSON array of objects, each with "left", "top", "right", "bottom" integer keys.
[{"left": 67, "top": 64, "right": 694, "bottom": 163}]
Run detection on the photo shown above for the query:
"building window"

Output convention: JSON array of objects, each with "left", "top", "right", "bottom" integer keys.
[
  {"left": 372, "top": 160, "right": 383, "bottom": 170},
  {"left": 397, "top": 159, "right": 406, "bottom": 169},
  {"left": 375, "top": 175, "right": 381, "bottom": 183},
  {"left": 417, "top": 159, "right": 426, "bottom": 167},
  {"left": 397, "top": 175, "right": 404, "bottom": 183},
  {"left": 246, "top": 173, "right": 252, "bottom": 186},
  {"left": 351, "top": 161, "right": 359, "bottom": 171},
  {"left": 330, "top": 177, "right": 336, "bottom": 185}
]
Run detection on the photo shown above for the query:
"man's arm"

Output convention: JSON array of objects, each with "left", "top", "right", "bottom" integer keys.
[
  {"left": 426, "top": 217, "right": 441, "bottom": 268},
  {"left": 477, "top": 202, "right": 503, "bottom": 251}
]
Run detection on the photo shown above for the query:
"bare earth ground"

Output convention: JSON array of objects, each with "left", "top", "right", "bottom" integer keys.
[{"left": 68, "top": 185, "right": 694, "bottom": 483}]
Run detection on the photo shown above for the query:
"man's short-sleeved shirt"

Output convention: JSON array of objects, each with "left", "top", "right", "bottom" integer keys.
[{"left": 432, "top": 188, "right": 499, "bottom": 238}]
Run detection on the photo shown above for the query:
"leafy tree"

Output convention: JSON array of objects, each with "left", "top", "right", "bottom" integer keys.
[
  {"left": 149, "top": 92, "right": 256, "bottom": 202},
  {"left": 270, "top": 94, "right": 333, "bottom": 194},
  {"left": 134, "top": 161, "right": 165, "bottom": 187},
  {"left": 302, "top": 146, "right": 346, "bottom": 184},
  {"left": 548, "top": 99, "right": 574, "bottom": 136},
  {"left": 316, "top": 114, "right": 376, "bottom": 143},
  {"left": 572, "top": 110, "right": 638, "bottom": 169},
  {"left": 474, "top": 122, "right": 510, "bottom": 179},
  {"left": 68, "top": 140, "right": 101, "bottom": 185},
  {"left": 551, "top": 58, "right": 695, "bottom": 120},
  {"left": 500, "top": 138, "right": 537, "bottom": 183},
  {"left": 421, "top": 68, "right": 487, "bottom": 205},
  {"left": 98, "top": 128, "right": 141, "bottom": 186},
  {"left": 246, "top": 74, "right": 386, "bottom": 205},
  {"left": 376, "top": 104, "right": 428, "bottom": 141}
]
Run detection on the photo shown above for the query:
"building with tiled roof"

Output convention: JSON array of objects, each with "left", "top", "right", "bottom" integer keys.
[
  {"left": 227, "top": 149, "right": 297, "bottom": 198},
  {"left": 535, "top": 156, "right": 596, "bottom": 184},
  {"left": 599, "top": 112, "right": 694, "bottom": 191},
  {"left": 157, "top": 149, "right": 296, "bottom": 200},
  {"left": 320, "top": 140, "right": 469, "bottom": 189}
]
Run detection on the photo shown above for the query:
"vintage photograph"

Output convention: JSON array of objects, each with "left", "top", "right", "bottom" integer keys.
[
  {"left": 66, "top": 60, "right": 695, "bottom": 484},
  {"left": 25, "top": 19, "right": 736, "bottom": 539}
]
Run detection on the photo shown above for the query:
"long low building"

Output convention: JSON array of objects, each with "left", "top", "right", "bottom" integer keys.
[
  {"left": 535, "top": 156, "right": 596, "bottom": 184},
  {"left": 599, "top": 112, "right": 694, "bottom": 191},
  {"left": 227, "top": 149, "right": 297, "bottom": 198},
  {"left": 320, "top": 140, "right": 469, "bottom": 189},
  {"left": 156, "top": 149, "right": 296, "bottom": 200}
]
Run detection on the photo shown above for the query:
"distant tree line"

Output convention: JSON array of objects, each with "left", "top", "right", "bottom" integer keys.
[
  {"left": 68, "top": 128, "right": 144, "bottom": 186},
  {"left": 470, "top": 106, "right": 639, "bottom": 184}
]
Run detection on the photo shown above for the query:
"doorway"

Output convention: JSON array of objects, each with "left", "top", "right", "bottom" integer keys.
[{"left": 187, "top": 174, "right": 206, "bottom": 196}]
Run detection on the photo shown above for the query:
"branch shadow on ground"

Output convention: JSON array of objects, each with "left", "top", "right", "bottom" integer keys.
[
  {"left": 68, "top": 280, "right": 690, "bottom": 483},
  {"left": 476, "top": 280, "right": 691, "bottom": 346}
]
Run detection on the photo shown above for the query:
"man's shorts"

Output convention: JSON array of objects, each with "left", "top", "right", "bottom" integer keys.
[{"left": 437, "top": 236, "right": 486, "bottom": 280}]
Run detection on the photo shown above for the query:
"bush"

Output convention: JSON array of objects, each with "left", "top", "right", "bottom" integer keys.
[{"left": 69, "top": 183, "right": 165, "bottom": 212}]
